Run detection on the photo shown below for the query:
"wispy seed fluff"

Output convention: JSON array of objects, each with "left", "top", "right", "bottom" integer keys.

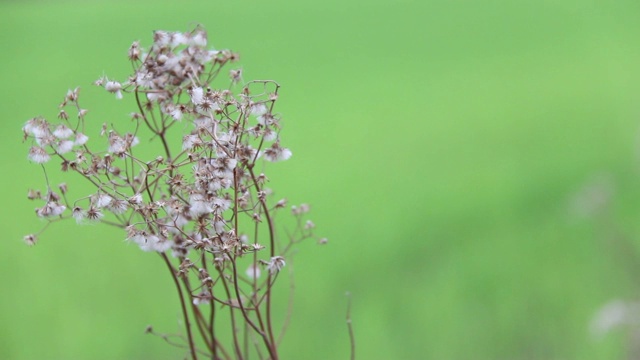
[
  {"left": 263, "top": 142, "right": 292, "bottom": 162},
  {"left": 28, "top": 146, "right": 50, "bottom": 163}
]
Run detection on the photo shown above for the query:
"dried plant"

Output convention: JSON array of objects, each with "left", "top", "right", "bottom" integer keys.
[{"left": 21, "top": 27, "right": 326, "bottom": 360}]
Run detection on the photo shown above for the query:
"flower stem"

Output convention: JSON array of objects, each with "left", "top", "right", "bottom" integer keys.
[{"left": 161, "top": 253, "right": 198, "bottom": 360}]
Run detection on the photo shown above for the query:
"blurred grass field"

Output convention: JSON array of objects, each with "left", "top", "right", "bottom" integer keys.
[{"left": 3, "top": 0, "right": 640, "bottom": 358}]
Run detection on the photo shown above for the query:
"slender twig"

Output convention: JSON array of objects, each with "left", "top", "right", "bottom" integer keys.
[
  {"left": 219, "top": 270, "right": 245, "bottom": 360},
  {"left": 247, "top": 167, "right": 278, "bottom": 356},
  {"left": 161, "top": 253, "right": 198, "bottom": 360},
  {"left": 181, "top": 273, "right": 215, "bottom": 354},
  {"left": 147, "top": 330, "right": 210, "bottom": 357},
  {"left": 202, "top": 252, "right": 218, "bottom": 360},
  {"left": 277, "top": 261, "right": 296, "bottom": 345},
  {"left": 230, "top": 257, "right": 276, "bottom": 360}
]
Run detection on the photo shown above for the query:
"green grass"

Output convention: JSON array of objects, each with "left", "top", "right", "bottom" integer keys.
[{"left": 3, "top": 0, "right": 640, "bottom": 358}]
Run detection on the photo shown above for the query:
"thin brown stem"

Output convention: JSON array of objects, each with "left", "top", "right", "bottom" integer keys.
[
  {"left": 160, "top": 253, "right": 198, "bottom": 360},
  {"left": 219, "top": 270, "right": 245, "bottom": 360},
  {"left": 230, "top": 257, "right": 276, "bottom": 360},
  {"left": 202, "top": 252, "right": 218, "bottom": 360},
  {"left": 247, "top": 167, "right": 278, "bottom": 354}
]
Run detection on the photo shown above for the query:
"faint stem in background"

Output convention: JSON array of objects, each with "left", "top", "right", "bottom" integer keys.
[
  {"left": 145, "top": 326, "right": 211, "bottom": 358},
  {"left": 346, "top": 291, "right": 356, "bottom": 360}
]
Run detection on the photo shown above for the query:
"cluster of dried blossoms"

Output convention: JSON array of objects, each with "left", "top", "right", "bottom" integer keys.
[{"left": 22, "top": 27, "right": 325, "bottom": 360}]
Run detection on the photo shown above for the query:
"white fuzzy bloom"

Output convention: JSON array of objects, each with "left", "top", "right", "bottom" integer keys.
[
  {"left": 74, "top": 133, "right": 89, "bottom": 146},
  {"left": 167, "top": 214, "right": 188, "bottom": 230},
  {"left": 251, "top": 103, "right": 268, "bottom": 116},
  {"left": 94, "top": 76, "right": 106, "bottom": 87},
  {"left": 129, "top": 232, "right": 144, "bottom": 245},
  {"left": 189, "top": 194, "right": 213, "bottom": 217},
  {"left": 53, "top": 125, "right": 73, "bottom": 139},
  {"left": 226, "top": 158, "right": 237, "bottom": 170},
  {"left": 49, "top": 203, "right": 66, "bottom": 216},
  {"left": 134, "top": 71, "right": 154, "bottom": 88},
  {"left": 66, "top": 88, "right": 79, "bottom": 102},
  {"left": 56, "top": 140, "right": 74, "bottom": 154},
  {"left": 213, "top": 156, "right": 237, "bottom": 172},
  {"left": 105, "top": 81, "right": 123, "bottom": 99},
  {"left": 153, "top": 238, "right": 173, "bottom": 252},
  {"left": 128, "top": 41, "right": 140, "bottom": 61},
  {"left": 35, "top": 133, "right": 56, "bottom": 148},
  {"left": 108, "top": 134, "right": 127, "bottom": 154},
  {"left": 216, "top": 131, "right": 235, "bottom": 144},
  {"left": 28, "top": 146, "right": 50, "bottom": 163},
  {"left": 195, "top": 50, "right": 219, "bottom": 63},
  {"left": 171, "top": 32, "right": 188, "bottom": 47},
  {"left": 193, "top": 116, "right": 213, "bottom": 130},
  {"left": 36, "top": 202, "right": 66, "bottom": 218},
  {"left": 131, "top": 232, "right": 171, "bottom": 253},
  {"left": 23, "top": 118, "right": 50, "bottom": 138},
  {"left": 107, "top": 199, "right": 128, "bottom": 214},
  {"left": 128, "top": 194, "right": 143, "bottom": 205},
  {"left": 169, "top": 106, "right": 183, "bottom": 121},
  {"left": 139, "top": 234, "right": 158, "bottom": 252},
  {"left": 263, "top": 127, "right": 277, "bottom": 141},
  {"left": 182, "top": 134, "right": 201, "bottom": 150},
  {"left": 72, "top": 207, "right": 86, "bottom": 223},
  {"left": 213, "top": 197, "right": 231, "bottom": 212},
  {"left": 95, "top": 194, "right": 113, "bottom": 208},
  {"left": 86, "top": 208, "right": 103, "bottom": 221},
  {"left": 130, "top": 232, "right": 149, "bottom": 250},
  {"left": 190, "top": 87, "right": 204, "bottom": 105},
  {"left": 23, "top": 234, "right": 37, "bottom": 246},
  {"left": 153, "top": 30, "right": 170, "bottom": 47},
  {"left": 125, "top": 134, "right": 139, "bottom": 148},
  {"left": 157, "top": 54, "right": 168, "bottom": 64},
  {"left": 263, "top": 143, "right": 292, "bottom": 162},
  {"left": 267, "top": 256, "right": 286, "bottom": 274},
  {"left": 146, "top": 92, "right": 162, "bottom": 102},
  {"left": 257, "top": 114, "right": 274, "bottom": 126},
  {"left": 191, "top": 31, "right": 207, "bottom": 46},
  {"left": 213, "top": 219, "right": 226, "bottom": 234},
  {"left": 75, "top": 151, "right": 87, "bottom": 164},
  {"left": 164, "top": 56, "right": 182, "bottom": 74}
]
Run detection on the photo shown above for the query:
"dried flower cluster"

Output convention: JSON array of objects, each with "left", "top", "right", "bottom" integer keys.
[{"left": 22, "top": 27, "right": 325, "bottom": 360}]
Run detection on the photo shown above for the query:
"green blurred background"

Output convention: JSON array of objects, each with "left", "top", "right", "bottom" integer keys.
[{"left": 3, "top": 0, "right": 640, "bottom": 358}]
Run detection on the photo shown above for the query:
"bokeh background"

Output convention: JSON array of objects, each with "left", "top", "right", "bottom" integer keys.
[{"left": 3, "top": 0, "right": 640, "bottom": 359}]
